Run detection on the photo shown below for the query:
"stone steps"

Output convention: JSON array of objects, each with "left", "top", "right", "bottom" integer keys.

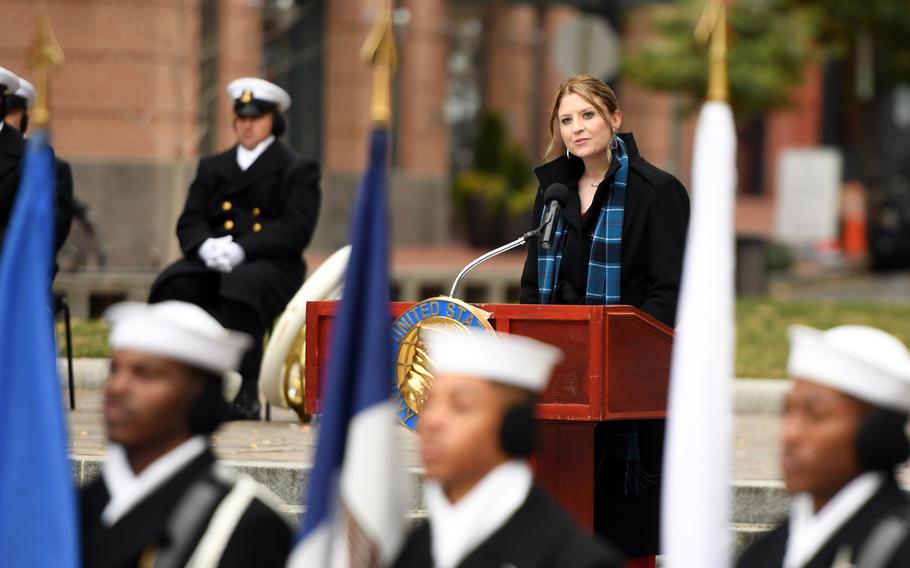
[
  {"left": 65, "top": 356, "right": 795, "bottom": 557},
  {"left": 70, "top": 453, "right": 784, "bottom": 556}
]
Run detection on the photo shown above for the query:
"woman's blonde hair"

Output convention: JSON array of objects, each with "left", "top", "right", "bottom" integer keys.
[{"left": 543, "top": 74, "right": 620, "bottom": 162}]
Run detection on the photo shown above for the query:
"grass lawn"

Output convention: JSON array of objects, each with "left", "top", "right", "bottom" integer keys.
[
  {"left": 57, "top": 319, "right": 111, "bottom": 359},
  {"left": 60, "top": 299, "right": 910, "bottom": 378},
  {"left": 736, "top": 298, "right": 910, "bottom": 378}
]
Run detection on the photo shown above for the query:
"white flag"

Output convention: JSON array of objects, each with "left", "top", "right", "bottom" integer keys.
[{"left": 661, "top": 100, "right": 737, "bottom": 567}]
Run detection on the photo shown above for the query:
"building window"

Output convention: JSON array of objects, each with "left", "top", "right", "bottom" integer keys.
[
  {"left": 198, "top": 0, "right": 220, "bottom": 156},
  {"left": 263, "top": 0, "right": 326, "bottom": 161},
  {"left": 737, "top": 118, "right": 766, "bottom": 196}
]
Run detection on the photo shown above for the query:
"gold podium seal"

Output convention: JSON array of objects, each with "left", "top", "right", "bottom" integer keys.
[{"left": 392, "top": 297, "right": 493, "bottom": 430}]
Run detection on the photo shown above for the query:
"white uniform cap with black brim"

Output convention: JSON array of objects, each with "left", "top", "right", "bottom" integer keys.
[
  {"left": 106, "top": 301, "right": 253, "bottom": 376},
  {"left": 422, "top": 328, "right": 564, "bottom": 394},
  {"left": 226, "top": 77, "right": 291, "bottom": 116},
  {"left": 788, "top": 324, "right": 910, "bottom": 413},
  {"left": 0, "top": 67, "right": 21, "bottom": 97},
  {"left": 10, "top": 78, "right": 36, "bottom": 109}
]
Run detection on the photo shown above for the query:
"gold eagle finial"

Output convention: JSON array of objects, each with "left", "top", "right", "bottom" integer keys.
[
  {"left": 27, "top": 4, "right": 64, "bottom": 128},
  {"left": 360, "top": 1, "right": 398, "bottom": 125},
  {"left": 695, "top": 0, "right": 728, "bottom": 103}
]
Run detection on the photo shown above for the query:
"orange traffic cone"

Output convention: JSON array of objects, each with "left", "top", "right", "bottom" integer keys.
[{"left": 841, "top": 181, "right": 867, "bottom": 259}]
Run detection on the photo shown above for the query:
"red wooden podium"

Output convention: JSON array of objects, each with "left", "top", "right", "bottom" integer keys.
[{"left": 305, "top": 302, "right": 673, "bottom": 560}]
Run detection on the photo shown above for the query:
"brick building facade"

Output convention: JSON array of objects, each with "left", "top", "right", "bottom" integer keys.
[{"left": 0, "top": 0, "right": 824, "bottom": 275}]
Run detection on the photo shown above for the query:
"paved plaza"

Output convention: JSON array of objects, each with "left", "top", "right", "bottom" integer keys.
[{"left": 68, "top": 386, "right": 782, "bottom": 480}]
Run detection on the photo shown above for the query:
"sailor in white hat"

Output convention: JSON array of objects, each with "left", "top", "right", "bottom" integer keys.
[
  {"left": 739, "top": 325, "right": 910, "bottom": 568},
  {"left": 0, "top": 66, "right": 23, "bottom": 251},
  {"left": 4, "top": 77, "right": 34, "bottom": 133},
  {"left": 0, "top": 75, "right": 75, "bottom": 266},
  {"left": 148, "top": 76, "right": 321, "bottom": 420},
  {"left": 393, "top": 329, "right": 624, "bottom": 568},
  {"left": 80, "top": 301, "right": 293, "bottom": 568},
  {"left": 0, "top": 66, "right": 20, "bottom": 108},
  {"left": 0, "top": 66, "right": 20, "bottom": 139}
]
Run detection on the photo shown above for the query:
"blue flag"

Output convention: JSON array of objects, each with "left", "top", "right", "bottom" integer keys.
[
  {"left": 290, "top": 128, "right": 408, "bottom": 566},
  {"left": 0, "top": 130, "right": 79, "bottom": 567}
]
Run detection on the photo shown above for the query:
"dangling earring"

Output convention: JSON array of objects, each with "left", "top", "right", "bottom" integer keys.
[
  {"left": 566, "top": 147, "right": 572, "bottom": 160},
  {"left": 610, "top": 135, "right": 619, "bottom": 150}
]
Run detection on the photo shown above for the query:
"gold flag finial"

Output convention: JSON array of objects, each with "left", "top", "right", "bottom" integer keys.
[
  {"left": 26, "top": 5, "right": 65, "bottom": 128},
  {"left": 695, "top": 0, "right": 728, "bottom": 103},
  {"left": 360, "top": 1, "right": 398, "bottom": 125}
]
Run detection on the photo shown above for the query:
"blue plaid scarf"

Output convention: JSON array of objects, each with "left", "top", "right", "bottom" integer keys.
[{"left": 538, "top": 136, "right": 629, "bottom": 304}]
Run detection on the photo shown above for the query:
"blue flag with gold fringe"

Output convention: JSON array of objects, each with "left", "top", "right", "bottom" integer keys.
[{"left": 0, "top": 130, "right": 79, "bottom": 567}]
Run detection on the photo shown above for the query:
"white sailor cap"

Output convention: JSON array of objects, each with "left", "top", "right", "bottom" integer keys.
[
  {"left": 423, "top": 329, "right": 563, "bottom": 393},
  {"left": 106, "top": 301, "right": 253, "bottom": 375},
  {"left": 226, "top": 77, "right": 291, "bottom": 114},
  {"left": 788, "top": 324, "right": 910, "bottom": 413},
  {"left": 0, "top": 67, "right": 20, "bottom": 96},
  {"left": 11, "top": 78, "right": 35, "bottom": 108}
]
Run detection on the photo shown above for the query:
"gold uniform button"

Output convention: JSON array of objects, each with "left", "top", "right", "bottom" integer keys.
[
  {"left": 252, "top": 207, "right": 261, "bottom": 216},
  {"left": 253, "top": 223, "right": 262, "bottom": 233},
  {"left": 224, "top": 220, "right": 234, "bottom": 230},
  {"left": 222, "top": 201, "right": 232, "bottom": 211}
]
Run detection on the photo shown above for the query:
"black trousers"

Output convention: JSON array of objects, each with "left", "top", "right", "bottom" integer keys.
[
  {"left": 148, "top": 272, "right": 264, "bottom": 397},
  {"left": 594, "top": 419, "right": 665, "bottom": 558}
]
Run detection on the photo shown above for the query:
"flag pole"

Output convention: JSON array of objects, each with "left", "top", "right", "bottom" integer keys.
[
  {"left": 695, "top": 0, "right": 728, "bottom": 103},
  {"left": 360, "top": 0, "right": 398, "bottom": 127},
  {"left": 0, "top": 8, "right": 77, "bottom": 567},
  {"left": 290, "top": 4, "right": 407, "bottom": 566},
  {"left": 27, "top": 3, "right": 64, "bottom": 128},
  {"left": 661, "top": 1, "right": 737, "bottom": 566}
]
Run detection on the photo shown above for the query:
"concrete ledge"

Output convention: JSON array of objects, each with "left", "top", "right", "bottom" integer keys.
[
  {"left": 54, "top": 272, "right": 158, "bottom": 319},
  {"left": 63, "top": 359, "right": 793, "bottom": 414},
  {"left": 733, "top": 523, "right": 776, "bottom": 557},
  {"left": 734, "top": 379, "right": 790, "bottom": 414},
  {"left": 71, "top": 456, "right": 427, "bottom": 511},
  {"left": 72, "top": 454, "right": 791, "bottom": 525},
  {"left": 58, "top": 358, "right": 109, "bottom": 389},
  {"left": 732, "top": 480, "right": 787, "bottom": 524},
  {"left": 53, "top": 270, "right": 521, "bottom": 314}
]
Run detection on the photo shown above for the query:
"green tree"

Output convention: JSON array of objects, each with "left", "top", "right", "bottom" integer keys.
[
  {"left": 451, "top": 112, "right": 538, "bottom": 247},
  {"left": 622, "top": 0, "right": 819, "bottom": 119},
  {"left": 623, "top": 0, "right": 910, "bottom": 115},
  {"left": 788, "top": 0, "right": 910, "bottom": 95}
]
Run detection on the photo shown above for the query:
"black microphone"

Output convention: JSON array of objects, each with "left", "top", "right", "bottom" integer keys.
[
  {"left": 539, "top": 183, "right": 571, "bottom": 251},
  {"left": 449, "top": 182, "right": 571, "bottom": 297}
]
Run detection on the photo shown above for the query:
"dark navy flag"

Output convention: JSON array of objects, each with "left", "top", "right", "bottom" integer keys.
[
  {"left": 289, "top": 128, "right": 408, "bottom": 567},
  {"left": 0, "top": 130, "right": 79, "bottom": 566}
]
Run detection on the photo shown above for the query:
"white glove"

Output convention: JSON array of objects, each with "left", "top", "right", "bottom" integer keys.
[
  {"left": 198, "top": 236, "right": 234, "bottom": 272},
  {"left": 222, "top": 241, "right": 245, "bottom": 270},
  {"left": 209, "top": 255, "right": 234, "bottom": 273}
]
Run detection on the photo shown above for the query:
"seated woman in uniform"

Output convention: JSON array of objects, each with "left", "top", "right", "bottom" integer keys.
[
  {"left": 150, "top": 77, "right": 321, "bottom": 421},
  {"left": 520, "top": 74, "right": 690, "bottom": 560},
  {"left": 520, "top": 73, "right": 689, "bottom": 328}
]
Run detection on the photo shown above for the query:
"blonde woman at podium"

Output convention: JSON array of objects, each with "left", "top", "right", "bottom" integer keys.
[
  {"left": 519, "top": 74, "right": 690, "bottom": 560},
  {"left": 519, "top": 74, "right": 689, "bottom": 329}
]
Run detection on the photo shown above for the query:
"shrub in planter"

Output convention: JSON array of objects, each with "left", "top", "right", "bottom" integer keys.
[{"left": 453, "top": 112, "right": 537, "bottom": 247}]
